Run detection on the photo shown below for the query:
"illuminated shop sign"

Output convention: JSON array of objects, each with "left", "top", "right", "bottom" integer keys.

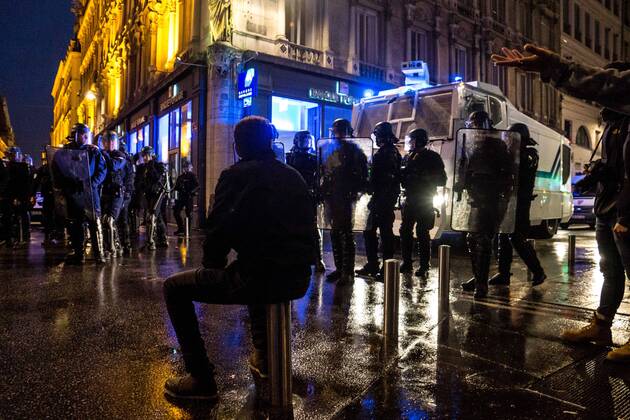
[
  {"left": 308, "top": 87, "right": 357, "bottom": 105},
  {"left": 238, "top": 68, "right": 258, "bottom": 100},
  {"left": 160, "top": 90, "right": 186, "bottom": 112},
  {"left": 130, "top": 115, "right": 148, "bottom": 130}
]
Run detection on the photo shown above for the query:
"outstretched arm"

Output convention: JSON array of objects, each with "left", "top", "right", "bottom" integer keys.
[{"left": 492, "top": 44, "right": 630, "bottom": 115}]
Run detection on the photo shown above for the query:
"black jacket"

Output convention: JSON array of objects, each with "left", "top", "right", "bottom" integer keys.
[
  {"left": 203, "top": 152, "right": 317, "bottom": 275},
  {"left": 401, "top": 148, "right": 446, "bottom": 202},
  {"left": 319, "top": 139, "right": 369, "bottom": 201},
  {"left": 286, "top": 150, "right": 317, "bottom": 191},
  {"left": 369, "top": 143, "right": 401, "bottom": 203},
  {"left": 174, "top": 172, "right": 200, "bottom": 201},
  {"left": 102, "top": 150, "right": 127, "bottom": 197}
]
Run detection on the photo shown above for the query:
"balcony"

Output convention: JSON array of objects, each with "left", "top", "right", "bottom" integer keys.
[
  {"left": 275, "top": 39, "right": 322, "bottom": 66},
  {"left": 359, "top": 62, "right": 385, "bottom": 81}
]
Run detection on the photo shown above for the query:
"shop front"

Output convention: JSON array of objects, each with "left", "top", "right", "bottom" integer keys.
[{"left": 244, "top": 60, "right": 389, "bottom": 153}]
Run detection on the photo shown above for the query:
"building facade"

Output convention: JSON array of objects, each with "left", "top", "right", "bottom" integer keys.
[
  {"left": 52, "top": 0, "right": 562, "bottom": 222},
  {"left": 560, "top": 0, "right": 630, "bottom": 172},
  {"left": 0, "top": 96, "right": 16, "bottom": 159}
]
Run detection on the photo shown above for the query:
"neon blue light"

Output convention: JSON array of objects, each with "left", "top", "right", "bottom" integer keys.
[
  {"left": 453, "top": 75, "right": 463, "bottom": 83},
  {"left": 363, "top": 89, "right": 375, "bottom": 98}
]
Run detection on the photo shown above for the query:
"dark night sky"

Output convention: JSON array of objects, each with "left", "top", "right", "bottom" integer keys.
[{"left": 0, "top": 1, "right": 74, "bottom": 164}]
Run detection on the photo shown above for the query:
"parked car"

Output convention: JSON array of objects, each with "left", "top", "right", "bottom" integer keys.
[{"left": 561, "top": 175, "right": 595, "bottom": 229}]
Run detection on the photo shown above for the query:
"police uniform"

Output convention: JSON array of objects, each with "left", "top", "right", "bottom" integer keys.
[
  {"left": 117, "top": 150, "right": 135, "bottom": 253},
  {"left": 173, "top": 169, "right": 199, "bottom": 235},
  {"left": 400, "top": 144, "right": 446, "bottom": 277},
  {"left": 458, "top": 124, "right": 514, "bottom": 298},
  {"left": 139, "top": 158, "right": 169, "bottom": 249},
  {"left": 320, "top": 133, "right": 368, "bottom": 283},
  {"left": 101, "top": 149, "right": 127, "bottom": 257},
  {"left": 492, "top": 124, "right": 546, "bottom": 286},
  {"left": 5, "top": 160, "right": 32, "bottom": 245}
]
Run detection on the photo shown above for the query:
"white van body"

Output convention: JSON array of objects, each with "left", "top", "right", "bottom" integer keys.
[{"left": 352, "top": 81, "right": 573, "bottom": 239}]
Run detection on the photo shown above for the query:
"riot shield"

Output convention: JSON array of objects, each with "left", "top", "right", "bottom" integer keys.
[
  {"left": 232, "top": 142, "right": 287, "bottom": 163},
  {"left": 46, "top": 146, "right": 97, "bottom": 222},
  {"left": 316, "top": 137, "right": 373, "bottom": 231},
  {"left": 451, "top": 129, "right": 520, "bottom": 233}
]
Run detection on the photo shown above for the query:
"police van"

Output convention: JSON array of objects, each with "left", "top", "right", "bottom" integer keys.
[{"left": 351, "top": 63, "right": 572, "bottom": 239}]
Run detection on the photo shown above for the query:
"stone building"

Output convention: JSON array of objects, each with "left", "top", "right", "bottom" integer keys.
[
  {"left": 0, "top": 96, "right": 16, "bottom": 159},
  {"left": 560, "top": 0, "right": 630, "bottom": 172},
  {"left": 51, "top": 0, "right": 563, "bottom": 221}
]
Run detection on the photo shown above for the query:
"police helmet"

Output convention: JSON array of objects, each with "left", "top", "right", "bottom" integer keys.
[
  {"left": 406, "top": 128, "right": 429, "bottom": 150},
  {"left": 23, "top": 154, "right": 34, "bottom": 167},
  {"left": 293, "top": 130, "right": 312, "bottom": 150},
  {"left": 270, "top": 123, "right": 279, "bottom": 141},
  {"left": 181, "top": 159, "right": 193, "bottom": 171},
  {"left": 70, "top": 123, "right": 92, "bottom": 144},
  {"left": 466, "top": 111, "right": 492, "bottom": 129},
  {"left": 101, "top": 130, "right": 119, "bottom": 150},
  {"left": 509, "top": 123, "right": 537, "bottom": 147},
  {"left": 373, "top": 121, "right": 397, "bottom": 143},
  {"left": 140, "top": 146, "right": 155, "bottom": 156},
  {"left": 331, "top": 118, "right": 354, "bottom": 138}
]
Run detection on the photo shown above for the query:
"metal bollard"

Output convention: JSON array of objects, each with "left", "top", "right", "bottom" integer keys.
[
  {"left": 383, "top": 259, "right": 401, "bottom": 341},
  {"left": 18, "top": 215, "right": 24, "bottom": 244},
  {"left": 568, "top": 234, "right": 576, "bottom": 266},
  {"left": 438, "top": 245, "right": 451, "bottom": 313},
  {"left": 266, "top": 302, "right": 293, "bottom": 414},
  {"left": 184, "top": 217, "right": 190, "bottom": 240}
]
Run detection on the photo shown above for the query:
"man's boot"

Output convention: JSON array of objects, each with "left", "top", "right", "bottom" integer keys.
[
  {"left": 103, "top": 215, "right": 117, "bottom": 258},
  {"left": 91, "top": 219, "right": 107, "bottom": 264},
  {"left": 326, "top": 230, "right": 343, "bottom": 282},
  {"left": 490, "top": 234, "right": 512, "bottom": 285},
  {"left": 356, "top": 261, "right": 380, "bottom": 277},
  {"left": 560, "top": 312, "right": 613, "bottom": 346},
  {"left": 607, "top": 341, "right": 630, "bottom": 362},
  {"left": 164, "top": 374, "right": 218, "bottom": 401},
  {"left": 338, "top": 230, "right": 355, "bottom": 285},
  {"left": 469, "top": 234, "right": 490, "bottom": 298}
]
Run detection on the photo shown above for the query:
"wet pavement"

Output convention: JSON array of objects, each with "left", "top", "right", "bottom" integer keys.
[{"left": 1, "top": 226, "right": 630, "bottom": 419}]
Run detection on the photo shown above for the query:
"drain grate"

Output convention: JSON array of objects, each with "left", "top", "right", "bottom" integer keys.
[{"left": 530, "top": 353, "right": 630, "bottom": 419}]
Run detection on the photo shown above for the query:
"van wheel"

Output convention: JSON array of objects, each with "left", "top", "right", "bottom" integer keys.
[{"left": 531, "top": 219, "right": 559, "bottom": 239}]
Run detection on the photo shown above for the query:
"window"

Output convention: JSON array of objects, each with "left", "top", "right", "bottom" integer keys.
[
  {"left": 272, "top": 96, "right": 320, "bottom": 150},
  {"left": 573, "top": 4, "right": 581, "bottom": 42},
  {"left": 594, "top": 20, "right": 601, "bottom": 54},
  {"left": 489, "top": 97, "right": 504, "bottom": 126},
  {"left": 613, "top": 0, "right": 619, "bottom": 15},
  {"left": 518, "top": 72, "right": 533, "bottom": 112},
  {"left": 408, "top": 29, "right": 428, "bottom": 62},
  {"left": 519, "top": 2, "right": 531, "bottom": 38},
  {"left": 492, "top": 0, "right": 506, "bottom": 23},
  {"left": 576, "top": 126, "right": 591, "bottom": 149},
  {"left": 564, "top": 119, "right": 573, "bottom": 140},
  {"left": 584, "top": 13, "right": 592, "bottom": 48},
  {"left": 157, "top": 101, "right": 193, "bottom": 167},
  {"left": 454, "top": 45, "right": 469, "bottom": 81},
  {"left": 563, "top": 0, "right": 571, "bottom": 34},
  {"left": 129, "top": 124, "right": 150, "bottom": 155},
  {"left": 356, "top": 8, "right": 379, "bottom": 64},
  {"left": 605, "top": 28, "right": 611, "bottom": 59},
  {"left": 613, "top": 33, "right": 619, "bottom": 61},
  {"left": 491, "top": 65, "right": 507, "bottom": 94},
  {"left": 285, "top": 0, "right": 318, "bottom": 47}
]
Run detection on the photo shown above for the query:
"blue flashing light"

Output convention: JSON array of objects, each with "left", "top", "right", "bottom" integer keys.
[
  {"left": 363, "top": 89, "right": 375, "bottom": 98},
  {"left": 453, "top": 75, "right": 463, "bottom": 83}
]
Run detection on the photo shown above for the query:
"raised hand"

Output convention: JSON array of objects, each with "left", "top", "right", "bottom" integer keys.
[{"left": 491, "top": 43, "right": 557, "bottom": 74}]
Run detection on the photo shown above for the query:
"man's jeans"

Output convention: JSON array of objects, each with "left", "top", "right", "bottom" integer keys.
[
  {"left": 596, "top": 216, "right": 630, "bottom": 319},
  {"left": 163, "top": 262, "right": 310, "bottom": 378}
]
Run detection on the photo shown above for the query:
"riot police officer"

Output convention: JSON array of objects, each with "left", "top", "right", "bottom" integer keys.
[
  {"left": 59, "top": 123, "right": 107, "bottom": 264},
  {"left": 4, "top": 147, "right": 32, "bottom": 247},
  {"left": 457, "top": 111, "right": 515, "bottom": 298},
  {"left": 490, "top": 123, "right": 546, "bottom": 286},
  {"left": 399, "top": 128, "right": 447, "bottom": 278},
  {"left": 173, "top": 160, "right": 199, "bottom": 236},
  {"left": 286, "top": 130, "right": 326, "bottom": 272},
  {"left": 32, "top": 153, "right": 58, "bottom": 245},
  {"left": 100, "top": 131, "right": 127, "bottom": 258},
  {"left": 138, "top": 146, "right": 169, "bottom": 250},
  {"left": 356, "top": 122, "right": 401, "bottom": 279},
  {"left": 320, "top": 118, "right": 369, "bottom": 285},
  {"left": 117, "top": 139, "right": 135, "bottom": 255}
]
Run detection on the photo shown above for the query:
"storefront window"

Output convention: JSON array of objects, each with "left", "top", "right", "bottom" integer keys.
[
  {"left": 272, "top": 96, "right": 319, "bottom": 151},
  {"left": 129, "top": 124, "right": 149, "bottom": 155},
  {"left": 157, "top": 101, "right": 193, "bottom": 176},
  {"left": 180, "top": 102, "right": 192, "bottom": 160},
  {"left": 158, "top": 113, "right": 170, "bottom": 163}
]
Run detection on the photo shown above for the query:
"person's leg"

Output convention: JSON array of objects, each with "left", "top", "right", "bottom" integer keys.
[
  {"left": 156, "top": 200, "right": 168, "bottom": 245},
  {"left": 399, "top": 204, "right": 415, "bottom": 271},
  {"left": 380, "top": 207, "right": 396, "bottom": 261},
  {"left": 490, "top": 233, "right": 513, "bottom": 285},
  {"left": 358, "top": 208, "right": 380, "bottom": 275},
  {"left": 247, "top": 303, "right": 268, "bottom": 376},
  {"left": 416, "top": 226, "right": 431, "bottom": 273},
  {"left": 511, "top": 230, "right": 546, "bottom": 283},
  {"left": 173, "top": 200, "right": 184, "bottom": 233}
]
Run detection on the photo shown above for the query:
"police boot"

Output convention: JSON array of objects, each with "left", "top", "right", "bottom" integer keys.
[
  {"left": 326, "top": 230, "right": 344, "bottom": 283},
  {"left": 490, "top": 234, "right": 512, "bottom": 285},
  {"left": 400, "top": 232, "right": 414, "bottom": 274},
  {"left": 91, "top": 219, "right": 107, "bottom": 264},
  {"left": 103, "top": 216, "right": 117, "bottom": 258},
  {"left": 518, "top": 239, "right": 546, "bottom": 286},
  {"left": 356, "top": 262, "right": 380, "bottom": 277},
  {"left": 472, "top": 241, "right": 491, "bottom": 299},
  {"left": 146, "top": 214, "right": 157, "bottom": 251}
]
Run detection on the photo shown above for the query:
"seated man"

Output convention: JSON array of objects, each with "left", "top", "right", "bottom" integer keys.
[{"left": 163, "top": 116, "right": 316, "bottom": 401}]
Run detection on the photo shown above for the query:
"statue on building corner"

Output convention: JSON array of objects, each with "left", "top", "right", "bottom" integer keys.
[{"left": 209, "top": 0, "right": 232, "bottom": 44}]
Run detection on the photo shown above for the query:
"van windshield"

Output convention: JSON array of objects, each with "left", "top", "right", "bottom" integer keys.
[{"left": 355, "top": 91, "right": 453, "bottom": 139}]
